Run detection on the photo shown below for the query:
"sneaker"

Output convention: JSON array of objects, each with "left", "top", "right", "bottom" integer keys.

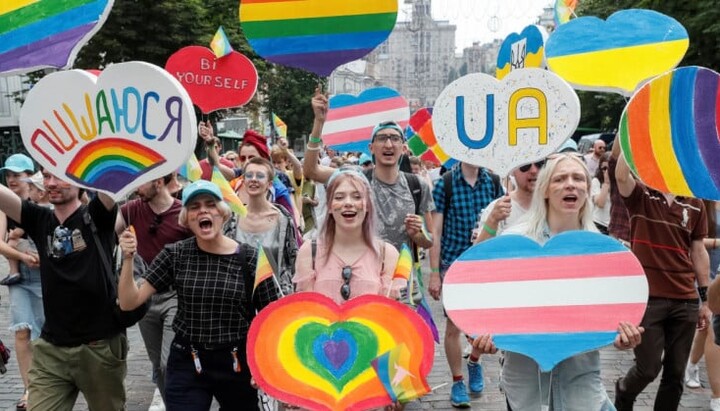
[
  {"left": 0, "top": 273, "right": 22, "bottom": 286},
  {"left": 467, "top": 361, "right": 484, "bottom": 394},
  {"left": 710, "top": 397, "right": 720, "bottom": 411},
  {"left": 450, "top": 380, "right": 471, "bottom": 408},
  {"left": 685, "top": 362, "right": 701, "bottom": 388}
]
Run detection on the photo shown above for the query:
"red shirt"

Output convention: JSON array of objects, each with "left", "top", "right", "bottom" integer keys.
[{"left": 121, "top": 199, "right": 192, "bottom": 264}]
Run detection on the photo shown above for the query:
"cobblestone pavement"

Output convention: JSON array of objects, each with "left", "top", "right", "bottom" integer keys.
[{"left": 0, "top": 256, "right": 715, "bottom": 410}]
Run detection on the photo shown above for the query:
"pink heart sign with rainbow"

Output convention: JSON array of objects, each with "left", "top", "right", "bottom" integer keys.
[
  {"left": 442, "top": 231, "right": 648, "bottom": 371},
  {"left": 19, "top": 61, "right": 197, "bottom": 201}
]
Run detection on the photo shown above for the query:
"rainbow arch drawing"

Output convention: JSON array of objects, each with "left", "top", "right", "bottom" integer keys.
[{"left": 66, "top": 138, "right": 166, "bottom": 194}]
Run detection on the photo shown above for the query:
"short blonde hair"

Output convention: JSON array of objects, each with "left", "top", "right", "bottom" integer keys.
[{"left": 178, "top": 197, "right": 232, "bottom": 227}]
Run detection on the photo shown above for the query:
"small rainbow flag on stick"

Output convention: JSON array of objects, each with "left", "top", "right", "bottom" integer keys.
[
  {"left": 371, "top": 343, "right": 430, "bottom": 403},
  {"left": 210, "top": 26, "right": 233, "bottom": 58},
  {"left": 393, "top": 243, "right": 413, "bottom": 281},
  {"left": 211, "top": 167, "right": 247, "bottom": 217},
  {"left": 253, "top": 244, "right": 275, "bottom": 295},
  {"left": 272, "top": 112, "right": 287, "bottom": 138},
  {"left": 178, "top": 153, "right": 203, "bottom": 182}
]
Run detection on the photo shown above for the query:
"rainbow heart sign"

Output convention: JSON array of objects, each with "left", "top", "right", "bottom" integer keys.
[
  {"left": 247, "top": 293, "right": 434, "bottom": 411},
  {"left": 19, "top": 61, "right": 197, "bottom": 201},
  {"left": 239, "top": 0, "right": 398, "bottom": 76},
  {"left": 165, "top": 46, "right": 258, "bottom": 114},
  {"left": 322, "top": 87, "right": 409, "bottom": 154},
  {"left": 405, "top": 108, "right": 456, "bottom": 168},
  {"left": 496, "top": 25, "right": 548, "bottom": 80},
  {"left": 0, "top": 0, "right": 114, "bottom": 75},
  {"left": 619, "top": 66, "right": 720, "bottom": 200},
  {"left": 443, "top": 231, "right": 648, "bottom": 371},
  {"left": 545, "top": 9, "right": 688, "bottom": 96},
  {"left": 432, "top": 69, "right": 579, "bottom": 176}
]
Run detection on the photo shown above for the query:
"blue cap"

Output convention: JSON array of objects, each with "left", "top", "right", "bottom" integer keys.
[
  {"left": 359, "top": 153, "right": 372, "bottom": 165},
  {"left": 1, "top": 154, "right": 34, "bottom": 173},
  {"left": 181, "top": 180, "right": 223, "bottom": 206},
  {"left": 557, "top": 139, "right": 578, "bottom": 153}
]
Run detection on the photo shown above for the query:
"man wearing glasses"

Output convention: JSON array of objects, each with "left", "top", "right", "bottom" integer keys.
[
  {"left": 0, "top": 169, "right": 126, "bottom": 409},
  {"left": 115, "top": 174, "right": 192, "bottom": 407}
]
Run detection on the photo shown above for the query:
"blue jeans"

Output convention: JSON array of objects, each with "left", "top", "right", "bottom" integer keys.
[
  {"left": 165, "top": 336, "right": 258, "bottom": 411},
  {"left": 9, "top": 263, "right": 44, "bottom": 340}
]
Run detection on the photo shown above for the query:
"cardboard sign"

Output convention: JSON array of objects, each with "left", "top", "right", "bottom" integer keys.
[
  {"left": 322, "top": 87, "right": 409, "bottom": 154},
  {"left": 432, "top": 69, "right": 579, "bottom": 176},
  {"left": 0, "top": 0, "right": 114, "bottom": 75},
  {"left": 545, "top": 9, "right": 688, "bottom": 96},
  {"left": 619, "top": 66, "right": 720, "bottom": 200},
  {"left": 165, "top": 46, "right": 258, "bottom": 113},
  {"left": 405, "top": 108, "right": 456, "bottom": 167},
  {"left": 443, "top": 231, "right": 648, "bottom": 371},
  {"left": 496, "top": 25, "right": 548, "bottom": 80},
  {"left": 19, "top": 61, "right": 197, "bottom": 201},
  {"left": 247, "top": 293, "right": 434, "bottom": 411},
  {"left": 239, "top": 0, "right": 398, "bottom": 76}
]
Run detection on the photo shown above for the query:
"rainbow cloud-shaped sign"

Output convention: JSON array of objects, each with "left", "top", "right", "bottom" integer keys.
[
  {"left": 0, "top": 0, "right": 114, "bottom": 75},
  {"left": 545, "top": 9, "right": 688, "bottom": 96},
  {"left": 19, "top": 62, "right": 197, "bottom": 201}
]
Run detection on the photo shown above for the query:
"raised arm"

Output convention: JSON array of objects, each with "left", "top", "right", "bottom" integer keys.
[
  {"left": 199, "top": 121, "right": 235, "bottom": 180},
  {"left": 0, "top": 183, "right": 22, "bottom": 223},
  {"left": 303, "top": 88, "right": 335, "bottom": 184},
  {"left": 117, "top": 228, "right": 156, "bottom": 310}
]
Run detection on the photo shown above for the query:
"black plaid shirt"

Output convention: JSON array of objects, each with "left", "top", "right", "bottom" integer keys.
[{"left": 143, "top": 238, "right": 279, "bottom": 344}]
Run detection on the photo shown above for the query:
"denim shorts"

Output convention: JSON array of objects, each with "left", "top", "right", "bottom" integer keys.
[{"left": 8, "top": 263, "right": 45, "bottom": 340}]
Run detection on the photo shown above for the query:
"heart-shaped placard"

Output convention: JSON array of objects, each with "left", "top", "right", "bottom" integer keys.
[
  {"left": 248, "top": 293, "right": 434, "bottom": 411},
  {"left": 0, "top": 0, "right": 114, "bottom": 75},
  {"left": 322, "top": 87, "right": 409, "bottom": 154},
  {"left": 496, "top": 25, "right": 548, "bottom": 80},
  {"left": 443, "top": 231, "right": 648, "bottom": 371},
  {"left": 19, "top": 61, "right": 197, "bottom": 201},
  {"left": 239, "top": 0, "right": 398, "bottom": 76},
  {"left": 619, "top": 66, "right": 720, "bottom": 200},
  {"left": 432, "top": 68, "right": 579, "bottom": 176},
  {"left": 165, "top": 46, "right": 258, "bottom": 113},
  {"left": 545, "top": 9, "right": 688, "bottom": 96}
]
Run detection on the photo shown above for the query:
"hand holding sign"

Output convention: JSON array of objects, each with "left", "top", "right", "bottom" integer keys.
[
  {"left": 432, "top": 69, "right": 579, "bottom": 176},
  {"left": 19, "top": 61, "right": 197, "bottom": 201}
]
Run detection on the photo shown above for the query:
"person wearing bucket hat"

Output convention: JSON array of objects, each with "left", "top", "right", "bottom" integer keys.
[{"left": 117, "top": 179, "right": 280, "bottom": 410}]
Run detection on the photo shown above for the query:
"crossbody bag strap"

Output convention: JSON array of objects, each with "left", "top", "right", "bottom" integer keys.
[{"left": 83, "top": 210, "right": 116, "bottom": 298}]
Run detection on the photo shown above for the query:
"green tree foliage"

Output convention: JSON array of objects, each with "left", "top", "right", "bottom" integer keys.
[{"left": 571, "top": 0, "right": 720, "bottom": 133}]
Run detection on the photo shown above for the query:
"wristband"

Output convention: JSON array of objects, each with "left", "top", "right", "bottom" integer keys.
[
  {"left": 305, "top": 145, "right": 322, "bottom": 152},
  {"left": 482, "top": 223, "right": 497, "bottom": 237},
  {"left": 309, "top": 136, "right": 323, "bottom": 144},
  {"left": 431, "top": 268, "right": 440, "bottom": 273},
  {"left": 698, "top": 286, "right": 708, "bottom": 302}
]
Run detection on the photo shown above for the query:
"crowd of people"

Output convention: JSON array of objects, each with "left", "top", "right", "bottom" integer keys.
[{"left": 0, "top": 91, "right": 719, "bottom": 411}]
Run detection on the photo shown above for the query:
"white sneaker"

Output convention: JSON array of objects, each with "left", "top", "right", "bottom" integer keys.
[
  {"left": 710, "top": 397, "right": 720, "bottom": 411},
  {"left": 684, "top": 362, "right": 701, "bottom": 388}
]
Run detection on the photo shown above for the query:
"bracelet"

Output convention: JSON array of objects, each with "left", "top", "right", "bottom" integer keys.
[
  {"left": 482, "top": 223, "right": 497, "bottom": 237},
  {"left": 305, "top": 145, "right": 322, "bottom": 152},
  {"left": 308, "top": 136, "right": 323, "bottom": 144},
  {"left": 431, "top": 268, "right": 440, "bottom": 273},
  {"left": 698, "top": 286, "right": 708, "bottom": 302}
]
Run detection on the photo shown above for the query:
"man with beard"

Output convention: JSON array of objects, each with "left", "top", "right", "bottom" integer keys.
[{"left": 115, "top": 175, "right": 191, "bottom": 406}]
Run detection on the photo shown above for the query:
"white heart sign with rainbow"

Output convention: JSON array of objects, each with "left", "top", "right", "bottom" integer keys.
[{"left": 19, "top": 61, "right": 197, "bottom": 201}]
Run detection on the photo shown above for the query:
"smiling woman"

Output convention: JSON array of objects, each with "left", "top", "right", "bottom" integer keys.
[{"left": 116, "top": 180, "right": 280, "bottom": 410}]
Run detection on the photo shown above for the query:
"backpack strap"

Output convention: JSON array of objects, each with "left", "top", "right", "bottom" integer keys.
[
  {"left": 403, "top": 172, "right": 422, "bottom": 215},
  {"left": 489, "top": 171, "right": 503, "bottom": 197},
  {"left": 239, "top": 243, "right": 256, "bottom": 322},
  {"left": 442, "top": 170, "right": 453, "bottom": 211},
  {"left": 380, "top": 241, "right": 386, "bottom": 274},
  {"left": 363, "top": 168, "right": 374, "bottom": 183},
  {"left": 311, "top": 239, "right": 317, "bottom": 271}
]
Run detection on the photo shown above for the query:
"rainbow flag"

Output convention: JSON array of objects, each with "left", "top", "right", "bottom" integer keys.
[
  {"left": 371, "top": 343, "right": 430, "bottom": 403},
  {"left": 271, "top": 112, "right": 287, "bottom": 138},
  {"left": 253, "top": 244, "right": 274, "bottom": 295},
  {"left": 211, "top": 167, "right": 247, "bottom": 217},
  {"left": 178, "top": 153, "right": 203, "bottom": 182},
  {"left": 393, "top": 243, "right": 413, "bottom": 281},
  {"left": 210, "top": 26, "right": 233, "bottom": 58}
]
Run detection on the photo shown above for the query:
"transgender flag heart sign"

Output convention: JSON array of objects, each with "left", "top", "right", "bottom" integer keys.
[{"left": 442, "top": 231, "right": 648, "bottom": 371}]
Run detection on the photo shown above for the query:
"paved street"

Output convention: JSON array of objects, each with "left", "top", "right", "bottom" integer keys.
[{"left": 0, "top": 255, "right": 715, "bottom": 410}]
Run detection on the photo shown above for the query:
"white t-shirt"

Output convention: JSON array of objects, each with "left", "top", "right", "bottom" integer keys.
[
  {"left": 591, "top": 178, "right": 611, "bottom": 227},
  {"left": 478, "top": 197, "right": 529, "bottom": 236}
]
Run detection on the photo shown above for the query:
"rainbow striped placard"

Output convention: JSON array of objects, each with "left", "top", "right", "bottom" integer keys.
[
  {"left": 239, "top": 0, "right": 398, "bottom": 76},
  {"left": 405, "top": 108, "right": 456, "bottom": 167},
  {"left": 619, "top": 66, "right": 720, "bottom": 200},
  {"left": 248, "top": 293, "right": 434, "bottom": 411},
  {"left": 443, "top": 231, "right": 648, "bottom": 371},
  {"left": 322, "top": 87, "right": 409, "bottom": 154},
  {"left": 0, "top": 0, "right": 114, "bottom": 75}
]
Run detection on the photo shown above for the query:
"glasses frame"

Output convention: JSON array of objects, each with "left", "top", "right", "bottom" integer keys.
[{"left": 518, "top": 161, "right": 545, "bottom": 173}]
